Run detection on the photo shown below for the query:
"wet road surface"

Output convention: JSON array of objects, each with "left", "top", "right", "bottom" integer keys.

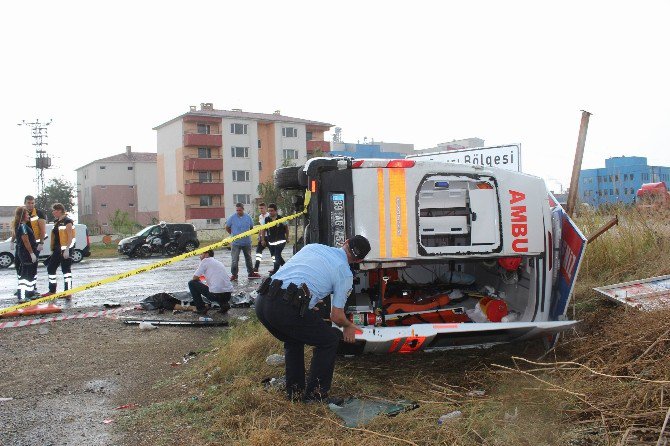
[{"left": 0, "top": 247, "right": 289, "bottom": 310}]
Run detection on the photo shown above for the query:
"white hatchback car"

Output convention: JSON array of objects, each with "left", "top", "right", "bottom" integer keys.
[{"left": 0, "top": 224, "right": 90, "bottom": 268}]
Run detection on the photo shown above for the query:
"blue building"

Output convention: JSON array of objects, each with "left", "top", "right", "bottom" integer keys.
[
  {"left": 329, "top": 142, "right": 414, "bottom": 159},
  {"left": 579, "top": 156, "right": 670, "bottom": 206}
]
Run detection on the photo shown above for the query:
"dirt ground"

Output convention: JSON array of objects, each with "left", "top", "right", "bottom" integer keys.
[{"left": 0, "top": 306, "right": 239, "bottom": 446}]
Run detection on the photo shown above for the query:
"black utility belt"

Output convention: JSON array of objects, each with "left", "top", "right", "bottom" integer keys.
[{"left": 258, "top": 278, "right": 311, "bottom": 316}]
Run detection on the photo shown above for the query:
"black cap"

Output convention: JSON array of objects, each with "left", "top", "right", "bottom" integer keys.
[{"left": 349, "top": 235, "right": 371, "bottom": 260}]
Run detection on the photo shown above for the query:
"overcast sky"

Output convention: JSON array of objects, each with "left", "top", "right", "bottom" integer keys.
[{"left": 2, "top": 0, "right": 668, "bottom": 207}]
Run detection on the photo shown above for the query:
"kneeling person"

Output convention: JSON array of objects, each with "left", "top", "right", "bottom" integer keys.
[{"left": 188, "top": 249, "right": 234, "bottom": 315}]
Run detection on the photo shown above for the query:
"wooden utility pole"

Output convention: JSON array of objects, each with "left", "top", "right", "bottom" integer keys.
[{"left": 566, "top": 111, "right": 591, "bottom": 217}]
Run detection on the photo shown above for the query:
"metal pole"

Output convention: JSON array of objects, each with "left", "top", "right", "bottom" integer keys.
[{"left": 566, "top": 111, "right": 591, "bottom": 217}]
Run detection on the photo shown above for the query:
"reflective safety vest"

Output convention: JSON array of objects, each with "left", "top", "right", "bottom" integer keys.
[
  {"left": 28, "top": 208, "right": 44, "bottom": 242},
  {"left": 51, "top": 216, "right": 75, "bottom": 252}
]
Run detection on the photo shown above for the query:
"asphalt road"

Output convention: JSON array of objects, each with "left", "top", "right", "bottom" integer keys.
[{"left": 0, "top": 247, "right": 287, "bottom": 310}]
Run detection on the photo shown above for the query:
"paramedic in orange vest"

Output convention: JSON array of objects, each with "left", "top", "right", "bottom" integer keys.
[
  {"left": 11, "top": 195, "right": 47, "bottom": 295},
  {"left": 43, "top": 203, "right": 75, "bottom": 296}
]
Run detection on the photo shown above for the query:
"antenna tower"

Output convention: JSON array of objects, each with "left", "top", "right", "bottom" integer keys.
[{"left": 18, "top": 119, "right": 53, "bottom": 198}]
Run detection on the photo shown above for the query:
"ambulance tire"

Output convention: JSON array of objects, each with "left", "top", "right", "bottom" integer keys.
[{"left": 274, "top": 166, "right": 302, "bottom": 190}]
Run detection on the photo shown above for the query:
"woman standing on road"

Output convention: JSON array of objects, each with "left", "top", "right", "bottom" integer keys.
[{"left": 11, "top": 207, "right": 38, "bottom": 302}]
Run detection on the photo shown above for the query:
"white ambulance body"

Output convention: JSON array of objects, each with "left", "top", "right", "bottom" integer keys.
[{"left": 276, "top": 158, "right": 587, "bottom": 353}]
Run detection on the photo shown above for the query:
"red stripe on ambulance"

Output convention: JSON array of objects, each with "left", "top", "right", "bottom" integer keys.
[{"left": 509, "top": 190, "right": 528, "bottom": 253}]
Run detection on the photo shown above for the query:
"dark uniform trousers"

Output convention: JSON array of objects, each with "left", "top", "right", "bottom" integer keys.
[
  {"left": 47, "top": 249, "right": 72, "bottom": 293},
  {"left": 254, "top": 243, "right": 274, "bottom": 271},
  {"left": 188, "top": 280, "right": 231, "bottom": 313},
  {"left": 255, "top": 291, "right": 341, "bottom": 400}
]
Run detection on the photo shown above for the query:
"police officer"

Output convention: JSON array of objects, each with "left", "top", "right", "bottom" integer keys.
[
  {"left": 43, "top": 203, "right": 75, "bottom": 296},
  {"left": 255, "top": 235, "right": 371, "bottom": 404}
]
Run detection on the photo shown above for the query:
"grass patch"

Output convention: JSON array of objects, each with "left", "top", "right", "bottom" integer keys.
[
  {"left": 88, "top": 241, "right": 121, "bottom": 259},
  {"left": 121, "top": 206, "right": 670, "bottom": 445}
]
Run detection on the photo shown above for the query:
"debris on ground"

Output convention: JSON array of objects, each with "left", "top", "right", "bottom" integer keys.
[
  {"left": 230, "top": 292, "right": 255, "bottom": 308},
  {"left": 438, "top": 410, "right": 463, "bottom": 425},
  {"left": 138, "top": 321, "right": 157, "bottom": 330},
  {"left": 182, "top": 352, "right": 197, "bottom": 364},
  {"left": 265, "top": 354, "right": 285, "bottom": 366},
  {"left": 123, "top": 319, "right": 229, "bottom": 327},
  {"left": 102, "top": 419, "right": 114, "bottom": 424},
  {"left": 261, "top": 376, "right": 286, "bottom": 391},
  {"left": 328, "top": 398, "right": 419, "bottom": 427},
  {"left": 113, "top": 403, "right": 139, "bottom": 410},
  {"left": 466, "top": 390, "right": 486, "bottom": 397},
  {"left": 504, "top": 407, "right": 519, "bottom": 422},
  {"left": 594, "top": 274, "right": 670, "bottom": 311},
  {"left": 0, "top": 397, "right": 13, "bottom": 402}
]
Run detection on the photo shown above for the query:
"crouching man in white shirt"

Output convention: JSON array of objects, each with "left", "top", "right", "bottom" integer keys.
[{"left": 188, "top": 249, "right": 234, "bottom": 315}]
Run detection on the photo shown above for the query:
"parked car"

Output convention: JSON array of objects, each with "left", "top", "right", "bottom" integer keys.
[
  {"left": 274, "top": 157, "right": 587, "bottom": 354},
  {"left": 0, "top": 223, "right": 91, "bottom": 268},
  {"left": 117, "top": 223, "right": 199, "bottom": 257}
]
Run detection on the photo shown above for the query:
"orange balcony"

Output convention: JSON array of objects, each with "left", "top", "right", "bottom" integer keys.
[
  {"left": 307, "top": 140, "right": 330, "bottom": 154},
  {"left": 183, "top": 133, "right": 222, "bottom": 147},
  {"left": 184, "top": 156, "right": 223, "bottom": 171},
  {"left": 186, "top": 206, "right": 225, "bottom": 220},
  {"left": 184, "top": 180, "right": 224, "bottom": 195}
]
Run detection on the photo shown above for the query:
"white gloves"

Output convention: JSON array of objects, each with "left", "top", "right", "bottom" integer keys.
[
  {"left": 30, "top": 253, "right": 37, "bottom": 263},
  {"left": 62, "top": 249, "right": 70, "bottom": 260},
  {"left": 10, "top": 242, "right": 15, "bottom": 251},
  {"left": 37, "top": 243, "right": 44, "bottom": 252}
]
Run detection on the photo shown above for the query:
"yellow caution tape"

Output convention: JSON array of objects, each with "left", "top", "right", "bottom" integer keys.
[{"left": 0, "top": 191, "right": 312, "bottom": 316}]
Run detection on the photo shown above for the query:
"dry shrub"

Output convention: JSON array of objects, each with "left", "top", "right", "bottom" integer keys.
[{"left": 575, "top": 205, "right": 670, "bottom": 288}]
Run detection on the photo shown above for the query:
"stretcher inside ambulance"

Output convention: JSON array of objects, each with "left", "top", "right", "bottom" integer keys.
[{"left": 276, "top": 157, "right": 587, "bottom": 353}]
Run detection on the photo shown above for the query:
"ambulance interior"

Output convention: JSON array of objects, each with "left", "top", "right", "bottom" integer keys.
[{"left": 346, "top": 256, "right": 545, "bottom": 327}]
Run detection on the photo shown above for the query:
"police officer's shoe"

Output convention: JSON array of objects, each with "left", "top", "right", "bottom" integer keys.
[{"left": 303, "top": 395, "right": 345, "bottom": 406}]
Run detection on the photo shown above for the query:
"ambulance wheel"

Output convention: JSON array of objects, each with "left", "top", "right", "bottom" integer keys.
[
  {"left": 0, "top": 252, "right": 13, "bottom": 268},
  {"left": 72, "top": 249, "right": 84, "bottom": 263},
  {"left": 274, "top": 166, "right": 302, "bottom": 190}
]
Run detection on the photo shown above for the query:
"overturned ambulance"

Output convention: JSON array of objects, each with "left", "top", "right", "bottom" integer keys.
[{"left": 275, "top": 157, "right": 587, "bottom": 353}]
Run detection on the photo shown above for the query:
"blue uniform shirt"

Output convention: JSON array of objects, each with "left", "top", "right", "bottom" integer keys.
[
  {"left": 271, "top": 244, "right": 353, "bottom": 309},
  {"left": 16, "top": 223, "right": 37, "bottom": 262},
  {"left": 226, "top": 213, "right": 254, "bottom": 246}
]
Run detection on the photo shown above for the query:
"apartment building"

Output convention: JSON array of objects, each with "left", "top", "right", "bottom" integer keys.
[
  {"left": 76, "top": 146, "right": 158, "bottom": 234},
  {"left": 579, "top": 156, "right": 670, "bottom": 206},
  {"left": 153, "top": 103, "right": 333, "bottom": 227}
]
